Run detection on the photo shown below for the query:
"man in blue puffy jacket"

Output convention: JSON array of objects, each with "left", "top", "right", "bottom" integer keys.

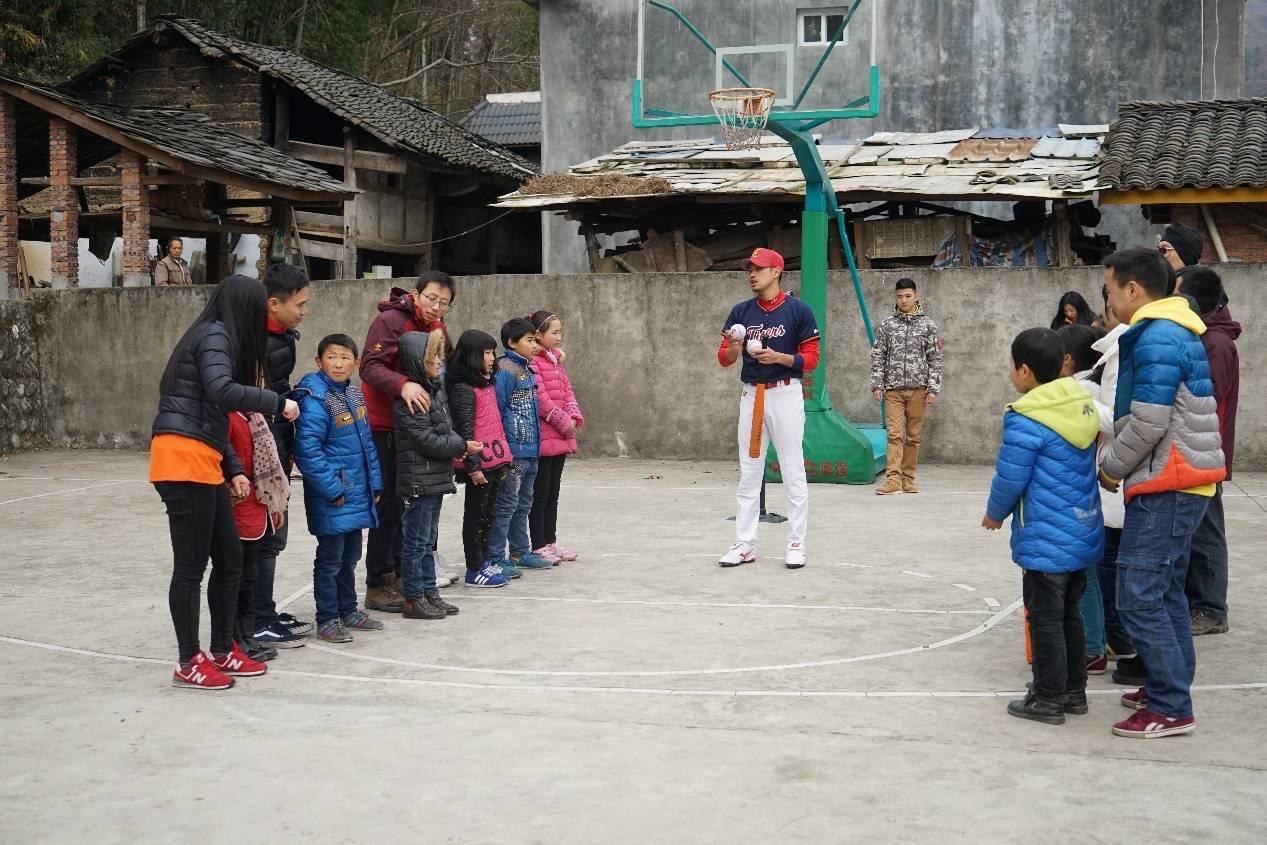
[{"left": 983, "top": 328, "right": 1102, "bottom": 726}]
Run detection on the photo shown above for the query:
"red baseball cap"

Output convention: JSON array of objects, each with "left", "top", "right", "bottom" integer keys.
[{"left": 745, "top": 247, "right": 785, "bottom": 270}]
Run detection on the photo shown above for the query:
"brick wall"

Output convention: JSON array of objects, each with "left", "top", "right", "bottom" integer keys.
[
  {"left": 1172, "top": 204, "right": 1267, "bottom": 263},
  {"left": 48, "top": 118, "right": 79, "bottom": 288},
  {"left": 0, "top": 93, "right": 17, "bottom": 295},
  {"left": 118, "top": 152, "right": 150, "bottom": 285}
]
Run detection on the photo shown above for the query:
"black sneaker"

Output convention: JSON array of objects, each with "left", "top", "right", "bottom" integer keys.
[
  {"left": 1063, "top": 689, "right": 1089, "bottom": 715},
  {"left": 424, "top": 590, "right": 459, "bottom": 616},
  {"left": 1007, "top": 692, "right": 1066, "bottom": 725},
  {"left": 278, "top": 613, "right": 315, "bottom": 636},
  {"left": 1190, "top": 610, "right": 1229, "bottom": 636},
  {"left": 1112, "top": 655, "right": 1147, "bottom": 686},
  {"left": 239, "top": 636, "right": 278, "bottom": 663},
  {"left": 255, "top": 620, "right": 307, "bottom": 649}
]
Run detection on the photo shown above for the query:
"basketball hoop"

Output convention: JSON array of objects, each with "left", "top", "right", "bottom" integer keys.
[{"left": 708, "top": 87, "right": 776, "bottom": 150}]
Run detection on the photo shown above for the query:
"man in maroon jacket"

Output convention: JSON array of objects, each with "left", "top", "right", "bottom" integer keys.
[
  {"left": 1176, "top": 266, "right": 1240, "bottom": 636},
  {"left": 360, "top": 271, "right": 454, "bottom": 611}
]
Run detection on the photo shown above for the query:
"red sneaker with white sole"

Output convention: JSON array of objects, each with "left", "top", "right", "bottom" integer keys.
[
  {"left": 1112, "top": 708, "right": 1195, "bottom": 738},
  {"left": 1085, "top": 655, "right": 1108, "bottom": 675},
  {"left": 172, "top": 652, "right": 234, "bottom": 691},
  {"left": 1120, "top": 688, "right": 1148, "bottom": 711},
  {"left": 212, "top": 642, "right": 268, "bottom": 677}
]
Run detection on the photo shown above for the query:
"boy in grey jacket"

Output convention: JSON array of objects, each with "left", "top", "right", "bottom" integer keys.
[{"left": 869, "top": 278, "right": 944, "bottom": 494}]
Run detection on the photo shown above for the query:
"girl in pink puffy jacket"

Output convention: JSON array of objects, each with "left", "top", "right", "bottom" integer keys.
[{"left": 528, "top": 310, "right": 584, "bottom": 562}]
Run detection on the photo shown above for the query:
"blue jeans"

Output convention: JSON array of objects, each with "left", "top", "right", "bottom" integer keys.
[
  {"left": 1078, "top": 562, "right": 1106, "bottom": 657},
  {"left": 1097, "top": 527, "right": 1131, "bottom": 655},
  {"left": 1116, "top": 492, "right": 1208, "bottom": 718},
  {"left": 400, "top": 494, "right": 444, "bottom": 598},
  {"left": 489, "top": 458, "right": 538, "bottom": 560},
  {"left": 313, "top": 531, "right": 363, "bottom": 624},
  {"left": 1185, "top": 483, "right": 1228, "bottom": 622}
]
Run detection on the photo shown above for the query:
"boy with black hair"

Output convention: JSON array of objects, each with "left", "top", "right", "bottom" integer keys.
[
  {"left": 1098, "top": 247, "right": 1225, "bottom": 738},
  {"left": 1175, "top": 266, "right": 1240, "bottom": 636},
  {"left": 870, "top": 277, "right": 943, "bottom": 494},
  {"left": 489, "top": 318, "right": 547, "bottom": 574},
  {"left": 252, "top": 263, "right": 313, "bottom": 648},
  {"left": 983, "top": 328, "right": 1102, "bottom": 725}
]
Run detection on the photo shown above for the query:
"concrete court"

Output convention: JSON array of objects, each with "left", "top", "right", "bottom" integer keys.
[{"left": 1, "top": 451, "right": 1265, "bottom": 844}]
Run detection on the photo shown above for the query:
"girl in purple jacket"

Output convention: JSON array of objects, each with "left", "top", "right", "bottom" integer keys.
[{"left": 528, "top": 310, "right": 585, "bottom": 563}]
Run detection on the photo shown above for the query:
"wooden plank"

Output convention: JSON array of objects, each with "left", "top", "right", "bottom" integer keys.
[
  {"left": 583, "top": 226, "right": 601, "bottom": 271},
  {"left": 342, "top": 131, "right": 358, "bottom": 277},
  {"left": 953, "top": 215, "right": 970, "bottom": 267},
  {"left": 356, "top": 237, "right": 430, "bottom": 255},
  {"left": 854, "top": 220, "right": 871, "bottom": 269},
  {"left": 287, "top": 140, "right": 408, "bottom": 175},
  {"left": 673, "top": 229, "right": 687, "bottom": 271},
  {"left": 1099, "top": 187, "right": 1267, "bottom": 206},
  {"left": 298, "top": 236, "right": 344, "bottom": 261},
  {"left": 295, "top": 210, "right": 344, "bottom": 236},
  {"left": 1054, "top": 204, "right": 1072, "bottom": 268},
  {"left": 20, "top": 174, "right": 201, "bottom": 187},
  {"left": 148, "top": 213, "right": 272, "bottom": 236},
  {"left": 864, "top": 216, "right": 959, "bottom": 260}
]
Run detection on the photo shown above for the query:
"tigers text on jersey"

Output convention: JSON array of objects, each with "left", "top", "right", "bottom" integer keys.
[{"left": 721, "top": 292, "right": 820, "bottom": 384}]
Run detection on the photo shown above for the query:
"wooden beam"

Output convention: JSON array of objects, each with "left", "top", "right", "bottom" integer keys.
[
  {"left": 1099, "top": 187, "right": 1267, "bottom": 206},
  {"left": 356, "top": 236, "right": 430, "bottom": 255},
  {"left": 1054, "top": 203, "right": 1072, "bottom": 268},
  {"left": 295, "top": 210, "right": 343, "bottom": 237},
  {"left": 149, "top": 213, "right": 271, "bottom": 236},
  {"left": 287, "top": 140, "right": 408, "bottom": 175},
  {"left": 1200, "top": 204, "right": 1229, "bottom": 262},
  {"left": 342, "top": 130, "right": 358, "bottom": 277},
  {"left": 20, "top": 174, "right": 201, "bottom": 187},
  {"left": 273, "top": 86, "right": 290, "bottom": 152},
  {"left": 298, "top": 236, "right": 344, "bottom": 261}
]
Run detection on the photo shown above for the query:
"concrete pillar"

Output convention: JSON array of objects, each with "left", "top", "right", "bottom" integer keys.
[
  {"left": 48, "top": 117, "right": 79, "bottom": 289},
  {"left": 0, "top": 94, "right": 17, "bottom": 299},
  {"left": 119, "top": 151, "right": 151, "bottom": 287}
]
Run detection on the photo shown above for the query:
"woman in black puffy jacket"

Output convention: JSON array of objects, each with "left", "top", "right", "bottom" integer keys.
[{"left": 150, "top": 275, "right": 300, "bottom": 690}]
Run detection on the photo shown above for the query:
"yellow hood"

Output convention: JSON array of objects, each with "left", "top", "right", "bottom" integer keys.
[
  {"left": 1130, "top": 296, "right": 1207, "bottom": 335},
  {"left": 1008, "top": 377, "right": 1099, "bottom": 449}
]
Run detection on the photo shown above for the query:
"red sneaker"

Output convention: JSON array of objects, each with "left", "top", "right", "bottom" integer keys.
[
  {"left": 1112, "top": 708, "right": 1195, "bottom": 738},
  {"left": 1120, "top": 688, "right": 1148, "bottom": 711},
  {"left": 212, "top": 642, "right": 268, "bottom": 677},
  {"left": 1085, "top": 655, "right": 1108, "bottom": 675},
  {"left": 172, "top": 652, "right": 234, "bottom": 691}
]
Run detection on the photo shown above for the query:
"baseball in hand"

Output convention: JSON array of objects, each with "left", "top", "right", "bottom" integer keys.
[
  {"left": 728, "top": 324, "right": 746, "bottom": 342},
  {"left": 746, "top": 339, "right": 763, "bottom": 355}
]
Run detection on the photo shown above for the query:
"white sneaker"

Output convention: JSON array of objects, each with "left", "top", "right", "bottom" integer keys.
[
  {"left": 785, "top": 542, "right": 806, "bottom": 569},
  {"left": 434, "top": 552, "right": 457, "bottom": 588},
  {"left": 718, "top": 542, "right": 756, "bottom": 567}
]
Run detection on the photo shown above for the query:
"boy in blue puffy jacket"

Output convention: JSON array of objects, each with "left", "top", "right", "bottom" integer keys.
[
  {"left": 983, "top": 328, "right": 1102, "bottom": 725},
  {"left": 293, "top": 334, "right": 385, "bottom": 644}
]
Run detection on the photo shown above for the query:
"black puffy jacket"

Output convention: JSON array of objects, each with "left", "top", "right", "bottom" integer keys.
[
  {"left": 152, "top": 320, "right": 286, "bottom": 478},
  {"left": 266, "top": 324, "right": 299, "bottom": 470},
  {"left": 394, "top": 332, "right": 465, "bottom": 497}
]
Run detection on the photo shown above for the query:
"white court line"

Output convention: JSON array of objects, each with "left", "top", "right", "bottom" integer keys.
[
  {"left": 901, "top": 570, "right": 933, "bottom": 579},
  {"left": 601, "top": 553, "right": 640, "bottom": 557},
  {"left": 952, "top": 583, "right": 977, "bottom": 593},
  {"left": 3, "top": 634, "right": 1265, "bottom": 700},
  {"left": 835, "top": 563, "right": 872, "bottom": 568},
  {"left": 983, "top": 597, "right": 1001, "bottom": 608},
  {"left": 277, "top": 583, "right": 314, "bottom": 610},
  {"left": 455, "top": 594, "right": 991, "bottom": 615},
  {"left": 0, "top": 480, "right": 131, "bottom": 506}
]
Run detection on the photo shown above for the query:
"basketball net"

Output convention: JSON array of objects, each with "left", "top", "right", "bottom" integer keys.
[{"left": 709, "top": 87, "right": 776, "bottom": 150}]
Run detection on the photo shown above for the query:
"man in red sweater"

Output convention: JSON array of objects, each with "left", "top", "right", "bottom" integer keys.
[{"left": 360, "top": 271, "right": 453, "bottom": 610}]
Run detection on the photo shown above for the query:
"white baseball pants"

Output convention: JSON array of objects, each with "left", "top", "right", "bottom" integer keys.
[{"left": 735, "top": 380, "right": 807, "bottom": 547}]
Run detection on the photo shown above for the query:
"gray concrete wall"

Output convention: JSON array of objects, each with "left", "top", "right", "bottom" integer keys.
[
  {"left": 538, "top": 0, "right": 1244, "bottom": 271},
  {"left": 3, "top": 265, "right": 1264, "bottom": 472}
]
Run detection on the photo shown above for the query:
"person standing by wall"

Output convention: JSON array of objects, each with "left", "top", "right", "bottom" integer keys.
[{"left": 153, "top": 237, "right": 193, "bottom": 286}]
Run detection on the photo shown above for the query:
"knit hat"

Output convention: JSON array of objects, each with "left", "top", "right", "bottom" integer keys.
[{"left": 1162, "top": 224, "right": 1204, "bottom": 266}]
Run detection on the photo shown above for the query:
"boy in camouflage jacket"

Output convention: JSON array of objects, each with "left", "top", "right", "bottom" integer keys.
[{"left": 869, "top": 278, "right": 944, "bottom": 494}]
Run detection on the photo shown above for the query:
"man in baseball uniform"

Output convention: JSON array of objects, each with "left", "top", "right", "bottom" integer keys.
[{"left": 717, "top": 248, "right": 820, "bottom": 569}]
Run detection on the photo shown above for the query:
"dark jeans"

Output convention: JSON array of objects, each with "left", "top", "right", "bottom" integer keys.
[
  {"left": 253, "top": 515, "right": 286, "bottom": 626},
  {"left": 461, "top": 466, "right": 507, "bottom": 572},
  {"left": 490, "top": 458, "right": 538, "bottom": 560},
  {"left": 1185, "top": 483, "right": 1227, "bottom": 622},
  {"left": 1117, "top": 491, "right": 1207, "bottom": 718},
  {"left": 1023, "top": 568, "right": 1088, "bottom": 702},
  {"left": 364, "top": 430, "right": 401, "bottom": 588},
  {"left": 155, "top": 481, "right": 242, "bottom": 664},
  {"left": 314, "top": 530, "right": 363, "bottom": 624},
  {"left": 1097, "top": 526, "right": 1133, "bottom": 655},
  {"left": 530, "top": 454, "right": 567, "bottom": 549},
  {"left": 400, "top": 494, "right": 443, "bottom": 598},
  {"left": 237, "top": 535, "right": 260, "bottom": 640}
]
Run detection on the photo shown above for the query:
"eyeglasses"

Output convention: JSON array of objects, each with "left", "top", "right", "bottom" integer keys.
[{"left": 420, "top": 293, "right": 451, "bottom": 312}]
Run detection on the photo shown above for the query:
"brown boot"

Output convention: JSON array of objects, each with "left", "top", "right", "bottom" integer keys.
[
  {"left": 365, "top": 580, "right": 405, "bottom": 613},
  {"left": 902, "top": 476, "right": 918, "bottom": 494},
  {"left": 402, "top": 596, "right": 446, "bottom": 620},
  {"left": 876, "top": 476, "right": 903, "bottom": 495}
]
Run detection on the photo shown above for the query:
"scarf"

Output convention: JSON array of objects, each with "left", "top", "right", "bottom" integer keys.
[{"left": 247, "top": 412, "right": 289, "bottom": 519}]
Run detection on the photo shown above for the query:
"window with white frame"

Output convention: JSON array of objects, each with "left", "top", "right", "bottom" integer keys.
[{"left": 798, "top": 8, "right": 850, "bottom": 46}]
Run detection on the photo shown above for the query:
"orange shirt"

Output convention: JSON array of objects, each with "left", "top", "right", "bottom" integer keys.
[{"left": 149, "top": 434, "right": 224, "bottom": 485}]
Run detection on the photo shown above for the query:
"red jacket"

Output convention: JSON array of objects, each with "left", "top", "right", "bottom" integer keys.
[
  {"left": 1201, "top": 305, "right": 1241, "bottom": 479},
  {"left": 359, "top": 288, "right": 445, "bottom": 431},
  {"left": 531, "top": 348, "right": 583, "bottom": 457},
  {"left": 227, "top": 412, "right": 267, "bottom": 541}
]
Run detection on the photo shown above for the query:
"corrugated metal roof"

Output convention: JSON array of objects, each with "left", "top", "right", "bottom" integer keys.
[
  {"left": 1032, "top": 137, "right": 1101, "bottom": 159},
  {"left": 947, "top": 138, "right": 1039, "bottom": 162}
]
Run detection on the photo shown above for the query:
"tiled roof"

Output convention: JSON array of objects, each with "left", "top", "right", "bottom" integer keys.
[
  {"left": 495, "top": 126, "right": 1103, "bottom": 210},
  {"left": 0, "top": 70, "right": 351, "bottom": 199},
  {"left": 151, "top": 16, "right": 536, "bottom": 184},
  {"left": 463, "top": 93, "right": 541, "bottom": 148},
  {"left": 1100, "top": 99, "right": 1267, "bottom": 190}
]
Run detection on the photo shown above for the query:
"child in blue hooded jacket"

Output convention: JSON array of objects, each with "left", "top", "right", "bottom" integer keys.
[
  {"left": 293, "top": 333, "right": 385, "bottom": 644},
  {"left": 983, "top": 328, "right": 1102, "bottom": 726}
]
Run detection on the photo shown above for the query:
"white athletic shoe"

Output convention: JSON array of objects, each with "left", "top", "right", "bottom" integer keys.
[
  {"left": 434, "top": 552, "right": 457, "bottom": 588},
  {"left": 718, "top": 542, "right": 756, "bottom": 567},
  {"left": 785, "top": 542, "right": 806, "bottom": 569}
]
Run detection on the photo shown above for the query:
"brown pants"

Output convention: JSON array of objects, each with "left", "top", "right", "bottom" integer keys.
[{"left": 884, "top": 388, "right": 928, "bottom": 480}]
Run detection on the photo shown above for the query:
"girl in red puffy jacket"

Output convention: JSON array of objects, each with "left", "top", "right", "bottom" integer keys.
[{"left": 527, "top": 310, "right": 585, "bottom": 562}]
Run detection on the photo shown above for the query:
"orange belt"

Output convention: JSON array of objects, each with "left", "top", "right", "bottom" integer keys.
[{"left": 748, "top": 383, "right": 765, "bottom": 458}]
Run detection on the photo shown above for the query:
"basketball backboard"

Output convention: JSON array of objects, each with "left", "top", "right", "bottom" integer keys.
[{"left": 634, "top": 0, "right": 881, "bottom": 129}]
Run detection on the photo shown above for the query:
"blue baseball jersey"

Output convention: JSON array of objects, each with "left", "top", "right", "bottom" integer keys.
[{"left": 722, "top": 294, "right": 820, "bottom": 384}]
